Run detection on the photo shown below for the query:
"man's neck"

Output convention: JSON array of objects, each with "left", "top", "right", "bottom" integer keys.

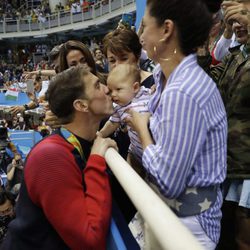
[{"left": 62, "top": 115, "right": 100, "bottom": 141}]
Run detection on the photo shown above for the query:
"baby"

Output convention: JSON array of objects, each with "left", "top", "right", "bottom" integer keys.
[{"left": 99, "top": 64, "right": 151, "bottom": 166}]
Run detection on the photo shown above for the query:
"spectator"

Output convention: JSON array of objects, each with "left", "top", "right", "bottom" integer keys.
[
  {"left": 102, "top": 28, "right": 155, "bottom": 222},
  {"left": 0, "top": 190, "right": 15, "bottom": 244},
  {"left": 1, "top": 66, "right": 117, "bottom": 249},
  {"left": 9, "top": 75, "right": 49, "bottom": 115},
  {"left": 6, "top": 153, "right": 24, "bottom": 196},
  {"left": 93, "top": 48, "right": 108, "bottom": 73},
  {"left": 0, "top": 127, "right": 18, "bottom": 173},
  {"left": 198, "top": 1, "right": 250, "bottom": 249},
  {"left": 45, "top": 40, "right": 107, "bottom": 127}
]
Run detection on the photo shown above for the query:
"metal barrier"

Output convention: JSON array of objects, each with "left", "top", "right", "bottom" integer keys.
[{"left": 105, "top": 148, "right": 205, "bottom": 250}]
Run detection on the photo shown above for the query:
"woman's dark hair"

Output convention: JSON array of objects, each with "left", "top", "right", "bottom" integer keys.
[
  {"left": 147, "top": 0, "right": 216, "bottom": 55},
  {"left": 103, "top": 28, "right": 142, "bottom": 61},
  {"left": 49, "top": 44, "right": 62, "bottom": 63},
  {"left": 59, "top": 40, "right": 96, "bottom": 74},
  {"left": 59, "top": 40, "right": 107, "bottom": 84},
  {"left": 46, "top": 66, "right": 89, "bottom": 124}
]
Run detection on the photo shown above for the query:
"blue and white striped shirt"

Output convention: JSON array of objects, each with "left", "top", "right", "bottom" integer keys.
[{"left": 142, "top": 54, "right": 227, "bottom": 243}]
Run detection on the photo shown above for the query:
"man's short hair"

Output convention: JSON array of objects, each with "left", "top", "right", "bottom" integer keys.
[{"left": 46, "top": 66, "right": 89, "bottom": 124}]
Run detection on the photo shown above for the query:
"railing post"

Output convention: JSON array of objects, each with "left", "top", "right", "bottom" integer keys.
[
  {"left": 81, "top": 8, "right": 84, "bottom": 22},
  {"left": 92, "top": 5, "right": 95, "bottom": 19},
  {"left": 109, "top": 0, "right": 111, "bottom": 13},
  {"left": 70, "top": 11, "right": 73, "bottom": 24},
  {"left": 100, "top": 1, "right": 103, "bottom": 16},
  {"left": 48, "top": 15, "right": 51, "bottom": 29},
  {"left": 58, "top": 12, "right": 60, "bottom": 26},
  {"left": 17, "top": 18, "right": 20, "bottom": 32},
  {"left": 3, "top": 18, "right": 6, "bottom": 33}
]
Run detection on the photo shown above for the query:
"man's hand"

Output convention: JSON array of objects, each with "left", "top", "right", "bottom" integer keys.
[
  {"left": 91, "top": 136, "right": 118, "bottom": 157},
  {"left": 222, "top": 1, "right": 249, "bottom": 27}
]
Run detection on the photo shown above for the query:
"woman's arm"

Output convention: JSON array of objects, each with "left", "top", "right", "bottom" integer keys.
[{"left": 127, "top": 90, "right": 207, "bottom": 199}]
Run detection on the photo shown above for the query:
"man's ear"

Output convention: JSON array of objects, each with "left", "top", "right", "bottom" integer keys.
[
  {"left": 133, "top": 81, "right": 140, "bottom": 93},
  {"left": 73, "top": 99, "right": 89, "bottom": 112}
]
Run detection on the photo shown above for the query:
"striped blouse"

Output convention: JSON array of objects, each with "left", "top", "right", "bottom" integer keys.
[{"left": 142, "top": 54, "right": 227, "bottom": 243}]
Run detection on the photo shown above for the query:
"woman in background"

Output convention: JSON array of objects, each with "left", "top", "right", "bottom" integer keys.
[{"left": 103, "top": 28, "right": 154, "bottom": 88}]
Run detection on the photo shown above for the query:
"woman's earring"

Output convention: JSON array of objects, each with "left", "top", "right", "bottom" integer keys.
[{"left": 154, "top": 38, "right": 165, "bottom": 53}]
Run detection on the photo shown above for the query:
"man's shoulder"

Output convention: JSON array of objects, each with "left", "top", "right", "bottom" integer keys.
[{"left": 32, "top": 134, "right": 73, "bottom": 154}]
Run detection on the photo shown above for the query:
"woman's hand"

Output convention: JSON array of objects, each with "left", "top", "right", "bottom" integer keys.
[
  {"left": 124, "top": 109, "right": 151, "bottom": 133},
  {"left": 91, "top": 135, "right": 118, "bottom": 157}
]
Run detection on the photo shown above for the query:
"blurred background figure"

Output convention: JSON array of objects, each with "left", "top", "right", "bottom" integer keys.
[{"left": 0, "top": 190, "right": 16, "bottom": 244}]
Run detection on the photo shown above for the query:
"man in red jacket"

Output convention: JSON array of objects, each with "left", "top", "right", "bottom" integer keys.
[{"left": 1, "top": 66, "right": 117, "bottom": 250}]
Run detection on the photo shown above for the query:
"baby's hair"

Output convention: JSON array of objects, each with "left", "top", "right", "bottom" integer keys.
[{"left": 109, "top": 64, "right": 141, "bottom": 84}]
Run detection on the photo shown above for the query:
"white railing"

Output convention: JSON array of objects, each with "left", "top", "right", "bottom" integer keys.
[
  {"left": 105, "top": 148, "right": 204, "bottom": 250},
  {"left": 0, "top": 0, "right": 135, "bottom": 37}
]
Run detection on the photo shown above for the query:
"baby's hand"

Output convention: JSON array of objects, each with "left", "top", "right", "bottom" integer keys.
[
  {"left": 150, "top": 84, "right": 156, "bottom": 94},
  {"left": 96, "top": 131, "right": 103, "bottom": 138}
]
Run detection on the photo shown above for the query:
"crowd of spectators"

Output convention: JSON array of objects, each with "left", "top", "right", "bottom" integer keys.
[
  {"left": 0, "top": 0, "right": 109, "bottom": 23},
  {"left": 0, "top": 0, "right": 51, "bottom": 22}
]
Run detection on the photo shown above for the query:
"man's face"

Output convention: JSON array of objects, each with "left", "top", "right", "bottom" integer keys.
[
  {"left": 0, "top": 200, "right": 14, "bottom": 218},
  {"left": 34, "top": 80, "right": 42, "bottom": 93},
  {"left": 83, "top": 72, "right": 113, "bottom": 118},
  {"left": 233, "top": 21, "right": 248, "bottom": 44},
  {"left": 95, "top": 50, "right": 103, "bottom": 60}
]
